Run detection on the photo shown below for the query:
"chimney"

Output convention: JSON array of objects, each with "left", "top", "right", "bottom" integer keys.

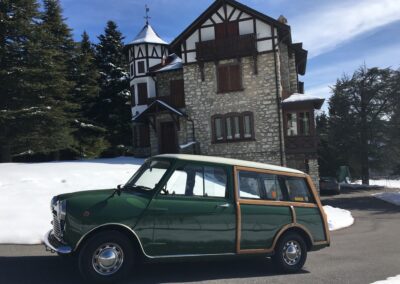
[{"left": 278, "top": 15, "right": 288, "bottom": 24}]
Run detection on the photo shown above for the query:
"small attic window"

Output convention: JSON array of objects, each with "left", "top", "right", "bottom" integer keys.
[{"left": 137, "top": 61, "right": 146, "bottom": 74}]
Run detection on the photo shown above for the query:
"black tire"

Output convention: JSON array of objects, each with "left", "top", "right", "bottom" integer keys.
[
  {"left": 78, "top": 230, "right": 135, "bottom": 283},
  {"left": 272, "top": 233, "right": 307, "bottom": 273}
]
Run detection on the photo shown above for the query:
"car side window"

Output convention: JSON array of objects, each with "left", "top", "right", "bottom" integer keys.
[
  {"left": 164, "top": 164, "right": 227, "bottom": 198},
  {"left": 284, "top": 177, "right": 314, "bottom": 203},
  {"left": 238, "top": 171, "right": 262, "bottom": 199},
  {"left": 260, "top": 173, "right": 284, "bottom": 201}
]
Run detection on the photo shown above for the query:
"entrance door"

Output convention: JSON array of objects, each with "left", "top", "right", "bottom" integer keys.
[{"left": 159, "top": 122, "right": 178, "bottom": 154}]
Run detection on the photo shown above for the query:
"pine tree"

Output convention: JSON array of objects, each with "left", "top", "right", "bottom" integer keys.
[
  {"left": 0, "top": 0, "right": 45, "bottom": 161},
  {"left": 32, "top": 0, "right": 76, "bottom": 159},
  {"left": 94, "top": 21, "right": 131, "bottom": 155},
  {"left": 71, "top": 32, "right": 108, "bottom": 158},
  {"left": 328, "top": 66, "right": 394, "bottom": 184}
]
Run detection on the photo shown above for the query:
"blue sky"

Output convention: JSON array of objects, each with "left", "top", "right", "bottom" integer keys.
[{"left": 60, "top": 0, "right": 400, "bottom": 109}]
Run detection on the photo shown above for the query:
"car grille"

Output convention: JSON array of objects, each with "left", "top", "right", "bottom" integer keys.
[{"left": 52, "top": 212, "right": 63, "bottom": 240}]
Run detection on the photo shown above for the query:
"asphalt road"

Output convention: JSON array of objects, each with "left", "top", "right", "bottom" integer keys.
[{"left": 0, "top": 187, "right": 399, "bottom": 284}]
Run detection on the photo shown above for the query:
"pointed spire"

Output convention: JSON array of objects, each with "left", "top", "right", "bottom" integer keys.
[{"left": 144, "top": 5, "right": 151, "bottom": 25}]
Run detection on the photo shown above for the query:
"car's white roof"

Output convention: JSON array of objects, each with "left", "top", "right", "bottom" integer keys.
[{"left": 154, "top": 154, "right": 304, "bottom": 175}]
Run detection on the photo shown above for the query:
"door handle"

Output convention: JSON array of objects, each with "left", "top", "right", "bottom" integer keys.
[{"left": 217, "top": 203, "right": 230, "bottom": 208}]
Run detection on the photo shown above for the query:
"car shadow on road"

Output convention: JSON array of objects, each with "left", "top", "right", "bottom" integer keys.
[{"left": 0, "top": 255, "right": 310, "bottom": 284}]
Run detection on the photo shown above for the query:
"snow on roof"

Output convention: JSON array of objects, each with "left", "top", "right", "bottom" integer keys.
[
  {"left": 130, "top": 24, "right": 168, "bottom": 45},
  {"left": 154, "top": 154, "right": 305, "bottom": 174},
  {"left": 282, "top": 93, "right": 324, "bottom": 103},
  {"left": 154, "top": 54, "right": 182, "bottom": 73}
]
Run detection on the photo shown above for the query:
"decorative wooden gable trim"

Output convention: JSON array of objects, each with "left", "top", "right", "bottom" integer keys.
[
  {"left": 137, "top": 46, "right": 145, "bottom": 58},
  {"left": 151, "top": 46, "right": 159, "bottom": 57},
  {"left": 170, "top": 0, "right": 290, "bottom": 52}
]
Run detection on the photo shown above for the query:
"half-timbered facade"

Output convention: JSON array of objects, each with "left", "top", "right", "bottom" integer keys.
[{"left": 128, "top": 0, "right": 324, "bottom": 188}]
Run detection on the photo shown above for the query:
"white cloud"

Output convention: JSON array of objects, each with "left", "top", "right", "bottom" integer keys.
[
  {"left": 291, "top": 0, "right": 400, "bottom": 57},
  {"left": 305, "top": 43, "right": 400, "bottom": 111}
]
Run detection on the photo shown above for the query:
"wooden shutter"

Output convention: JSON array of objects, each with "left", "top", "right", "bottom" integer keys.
[
  {"left": 170, "top": 79, "right": 185, "bottom": 107},
  {"left": 227, "top": 21, "right": 239, "bottom": 37},
  {"left": 229, "top": 64, "right": 242, "bottom": 91},
  {"left": 215, "top": 23, "right": 226, "bottom": 39},
  {"left": 137, "top": 83, "right": 148, "bottom": 105},
  {"left": 217, "top": 65, "right": 229, "bottom": 93}
]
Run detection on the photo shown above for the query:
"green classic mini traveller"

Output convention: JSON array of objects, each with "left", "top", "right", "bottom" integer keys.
[{"left": 44, "top": 154, "right": 330, "bottom": 282}]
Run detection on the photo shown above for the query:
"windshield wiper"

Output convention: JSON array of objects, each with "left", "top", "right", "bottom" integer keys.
[{"left": 123, "top": 184, "right": 153, "bottom": 191}]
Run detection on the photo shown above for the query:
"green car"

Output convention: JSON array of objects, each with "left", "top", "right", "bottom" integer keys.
[{"left": 44, "top": 154, "right": 330, "bottom": 282}]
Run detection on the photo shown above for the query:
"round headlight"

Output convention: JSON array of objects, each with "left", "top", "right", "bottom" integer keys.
[{"left": 50, "top": 196, "right": 58, "bottom": 210}]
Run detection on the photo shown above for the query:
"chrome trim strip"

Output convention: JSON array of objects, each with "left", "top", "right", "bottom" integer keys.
[
  {"left": 43, "top": 230, "right": 72, "bottom": 254},
  {"left": 74, "top": 223, "right": 236, "bottom": 259}
]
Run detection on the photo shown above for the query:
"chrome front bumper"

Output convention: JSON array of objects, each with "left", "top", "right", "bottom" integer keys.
[{"left": 43, "top": 230, "right": 72, "bottom": 254}]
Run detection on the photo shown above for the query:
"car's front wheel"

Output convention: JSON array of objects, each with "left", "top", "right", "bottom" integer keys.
[
  {"left": 78, "top": 230, "right": 135, "bottom": 283},
  {"left": 272, "top": 233, "right": 307, "bottom": 273}
]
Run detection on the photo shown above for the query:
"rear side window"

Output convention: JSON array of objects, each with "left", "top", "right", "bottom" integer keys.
[
  {"left": 238, "top": 171, "right": 262, "bottom": 199},
  {"left": 284, "top": 177, "right": 313, "bottom": 203},
  {"left": 238, "top": 171, "right": 284, "bottom": 200},
  {"left": 259, "top": 173, "right": 284, "bottom": 201}
]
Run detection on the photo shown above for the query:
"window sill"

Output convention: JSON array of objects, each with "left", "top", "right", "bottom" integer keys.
[
  {"left": 212, "top": 138, "right": 256, "bottom": 144},
  {"left": 217, "top": 88, "right": 244, "bottom": 94}
]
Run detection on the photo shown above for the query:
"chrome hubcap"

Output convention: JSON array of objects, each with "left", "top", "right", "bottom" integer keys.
[
  {"left": 282, "top": 240, "right": 302, "bottom": 266},
  {"left": 92, "top": 243, "right": 124, "bottom": 275}
]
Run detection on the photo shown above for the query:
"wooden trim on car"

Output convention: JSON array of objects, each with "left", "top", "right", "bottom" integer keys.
[
  {"left": 238, "top": 199, "right": 318, "bottom": 208},
  {"left": 290, "top": 205, "right": 297, "bottom": 223},
  {"left": 233, "top": 166, "right": 330, "bottom": 255},
  {"left": 236, "top": 223, "right": 315, "bottom": 255},
  {"left": 306, "top": 175, "right": 331, "bottom": 245},
  {"left": 233, "top": 166, "right": 242, "bottom": 253},
  {"left": 235, "top": 165, "right": 307, "bottom": 178}
]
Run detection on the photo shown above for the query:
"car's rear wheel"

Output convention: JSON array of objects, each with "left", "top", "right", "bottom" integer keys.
[
  {"left": 272, "top": 233, "right": 307, "bottom": 273},
  {"left": 78, "top": 230, "right": 135, "bottom": 283}
]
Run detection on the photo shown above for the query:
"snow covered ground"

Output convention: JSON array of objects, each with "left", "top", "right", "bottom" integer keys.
[
  {"left": 0, "top": 157, "right": 143, "bottom": 244},
  {"left": 355, "top": 179, "right": 400, "bottom": 189},
  {"left": 0, "top": 157, "right": 353, "bottom": 244},
  {"left": 373, "top": 191, "right": 400, "bottom": 206},
  {"left": 323, "top": 205, "right": 354, "bottom": 231},
  {"left": 371, "top": 275, "right": 400, "bottom": 284}
]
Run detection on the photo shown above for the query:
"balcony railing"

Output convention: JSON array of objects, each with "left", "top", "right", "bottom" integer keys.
[
  {"left": 196, "top": 34, "right": 257, "bottom": 62},
  {"left": 285, "top": 136, "right": 318, "bottom": 155},
  {"left": 147, "top": 92, "right": 185, "bottom": 109}
]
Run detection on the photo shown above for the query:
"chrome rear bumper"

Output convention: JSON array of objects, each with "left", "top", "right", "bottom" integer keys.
[{"left": 43, "top": 230, "right": 72, "bottom": 254}]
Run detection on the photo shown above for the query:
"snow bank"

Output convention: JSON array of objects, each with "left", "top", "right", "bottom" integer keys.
[
  {"left": 323, "top": 205, "right": 354, "bottom": 231},
  {"left": 373, "top": 191, "right": 400, "bottom": 206},
  {"left": 0, "top": 157, "right": 144, "bottom": 244},
  {"left": 355, "top": 179, "right": 400, "bottom": 189},
  {"left": 371, "top": 275, "right": 400, "bottom": 284}
]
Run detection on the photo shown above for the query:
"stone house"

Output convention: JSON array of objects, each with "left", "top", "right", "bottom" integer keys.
[{"left": 126, "top": 0, "right": 324, "bottom": 187}]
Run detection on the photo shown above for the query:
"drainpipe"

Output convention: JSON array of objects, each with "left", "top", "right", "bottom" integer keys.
[
  {"left": 185, "top": 116, "right": 197, "bottom": 154},
  {"left": 272, "top": 28, "right": 285, "bottom": 166}
]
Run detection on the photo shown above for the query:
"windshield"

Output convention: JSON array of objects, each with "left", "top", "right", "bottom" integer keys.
[{"left": 124, "top": 160, "right": 171, "bottom": 191}]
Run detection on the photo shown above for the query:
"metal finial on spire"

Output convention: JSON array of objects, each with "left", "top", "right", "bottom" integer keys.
[{"left": 144, "top": 5, "right": 151, "bottom": 25}]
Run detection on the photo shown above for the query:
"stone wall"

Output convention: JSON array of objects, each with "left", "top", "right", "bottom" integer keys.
[
  {"left": 183, "top": 53, "right": 285, "bottom": 166},
  {"left": 278, "top": 43, "right": 298, "bottom": 95},
  {"left": 155, "top": 70, "right": 183, "bottom": 98},
  {"left": 286, "top": 153, "right": 320, "bottom": 192},
  {"left": 308, "top": 158, "right": 320, "bottom": 192}
]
